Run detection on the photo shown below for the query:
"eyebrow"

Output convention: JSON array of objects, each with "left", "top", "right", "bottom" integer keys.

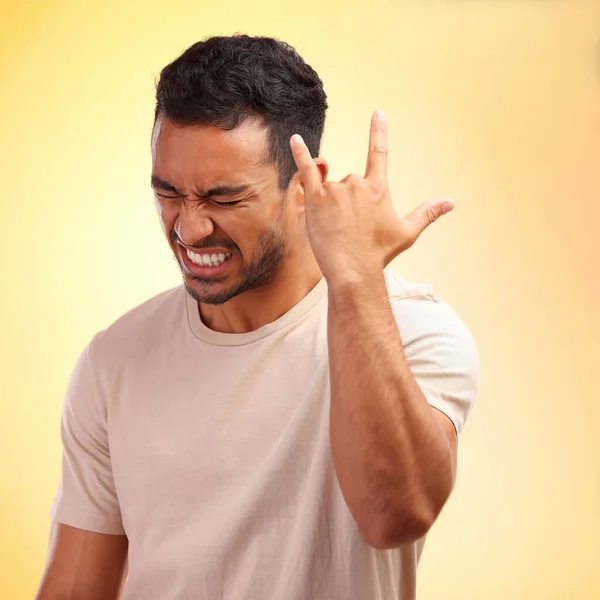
[{"left": 151, "top": 175, "right": 251, "bottom": 198}]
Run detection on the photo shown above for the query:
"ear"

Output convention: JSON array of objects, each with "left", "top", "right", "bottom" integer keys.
[
  {"left": 291, "top": 157, "right": 329, "bottom": 212},
  {"left": 312, "top": 157, "right": 329, "bottom": 184}
]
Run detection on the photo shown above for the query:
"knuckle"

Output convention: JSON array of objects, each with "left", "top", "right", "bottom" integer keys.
[
  {"left": 370, "top": 179, "right": 387, "bottom": 194},
  {"left": 425, "top": 207, "right": 438, "bottom": 225},
  {"left": 373, "top": 143, "right": 388, "bottom": 154},
  {"left": 344, "top": 173, "right": 362, "bottom": 185}
]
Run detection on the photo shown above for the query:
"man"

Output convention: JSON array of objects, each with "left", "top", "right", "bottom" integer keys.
[{"left": 37, "top": 35, "right": 479, "bottom": 600}]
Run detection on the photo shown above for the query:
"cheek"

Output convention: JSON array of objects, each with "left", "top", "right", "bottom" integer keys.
[
  {"left": 222, "top": 220, "right": 246, "bottom": 255},
  {"left": 154, "top": 197, "right": 165, "bottom": 225},
  {"left": 155, "top": 199, "right": 175, "bottom": 237}
]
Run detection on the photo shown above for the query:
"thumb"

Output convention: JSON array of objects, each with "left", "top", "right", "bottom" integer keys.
[{"left": 405, "top": 198, "right": 455, "bottom": 235}]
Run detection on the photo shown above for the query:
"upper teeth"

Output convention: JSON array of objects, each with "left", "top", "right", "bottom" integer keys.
[{"left": 187, "top": 250, "right": 232, "bottom": 267}]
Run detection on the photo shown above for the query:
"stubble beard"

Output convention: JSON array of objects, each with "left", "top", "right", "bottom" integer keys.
[{"left": 181, "top": 221, "right": 290, "bottom": 306}]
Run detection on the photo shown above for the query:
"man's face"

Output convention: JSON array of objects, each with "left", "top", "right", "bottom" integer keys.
[{"left": 151, "top": 116, "right": 293, "bottom": 305}]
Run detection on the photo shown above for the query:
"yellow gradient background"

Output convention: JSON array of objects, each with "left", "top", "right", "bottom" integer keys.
[{"left": 1, "top": 1, "right": 599, "bottom": 598}]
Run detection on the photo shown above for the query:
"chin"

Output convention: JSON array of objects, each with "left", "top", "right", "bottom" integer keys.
[{"left": 184, "top": 278, "right": 236, "bottom": 306}]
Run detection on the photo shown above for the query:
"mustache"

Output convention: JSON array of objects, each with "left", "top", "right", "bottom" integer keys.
[{"left": 170, "top": 228, "right": 238, "bottom": 253}]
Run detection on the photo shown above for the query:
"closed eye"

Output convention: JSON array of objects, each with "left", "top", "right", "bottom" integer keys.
[
  {"left": 155, "top": 192, "right": 182, "bottom": 200},
  {"left": 155, "top": 192, "right": 241, "bottom": 207},
  {"left": 211, "top": 199, "right": 242, "bottom": 206}
]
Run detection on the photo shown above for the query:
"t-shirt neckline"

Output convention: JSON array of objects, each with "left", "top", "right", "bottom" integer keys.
[{"left": 185, "top": 277, "right": 328, "bottom": 346}]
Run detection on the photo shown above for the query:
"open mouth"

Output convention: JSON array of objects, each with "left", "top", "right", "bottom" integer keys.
[
  {"left": 186, "top": 248, "right": 232, "bottom": 267},
  {"left": 180, "top": 246, "right": 235, "bottom": 276}
]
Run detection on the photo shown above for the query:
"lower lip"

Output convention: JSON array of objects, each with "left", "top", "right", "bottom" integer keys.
[{"left": 180, "top": 248, "right": 234, "bottom": 277}]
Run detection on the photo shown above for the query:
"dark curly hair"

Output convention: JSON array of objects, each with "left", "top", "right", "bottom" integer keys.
[{"left": 155, "top": 35, "right": 328, "bottom": 190}]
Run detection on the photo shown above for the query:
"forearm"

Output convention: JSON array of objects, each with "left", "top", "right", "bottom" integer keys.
[
  {"left": 327, "top": 271, "right": 454, "bottom": 548},
  {"left": 36, "top": 524, "right": 127, "bottom": 600}
]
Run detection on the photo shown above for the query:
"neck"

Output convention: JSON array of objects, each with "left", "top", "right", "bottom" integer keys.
[{"left": 198, "top": 252, "right": 323, "bottom": 334}]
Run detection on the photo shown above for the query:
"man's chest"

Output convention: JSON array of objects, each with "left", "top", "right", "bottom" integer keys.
[{"left": 106, "top": 338, "right": 332, "bottom": 533}]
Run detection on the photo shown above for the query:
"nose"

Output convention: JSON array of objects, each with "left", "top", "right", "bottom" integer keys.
[{"left": 174, "top": 205, "right": 215, "bottom": 247}]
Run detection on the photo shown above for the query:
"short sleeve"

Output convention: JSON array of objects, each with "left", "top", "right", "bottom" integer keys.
[
  {"left": 50, "top": 334, "right": 125, "bottom": 535},
  {"left": 391, "top": 295, "right": 480, "bottom": 435}
]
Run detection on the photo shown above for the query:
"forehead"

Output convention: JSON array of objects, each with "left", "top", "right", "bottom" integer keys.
[{"left": 152, "top": 116, "right": 273, "bottom": 184}]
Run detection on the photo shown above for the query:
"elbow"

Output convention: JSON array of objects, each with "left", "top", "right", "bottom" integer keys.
[
  {"left": 359, "top": 495, "right": 445, "bottom": 549},
  {"left": 357, "top": 471, "right": 454, "bottom": 549},
  {"left": 360, "top": 513, "right": 434, "bottom": 550}
]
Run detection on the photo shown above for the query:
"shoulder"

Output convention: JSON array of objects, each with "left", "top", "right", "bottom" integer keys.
[
  {"left": 384, "top": 267, "right": 475, "bottom": 345},
  {"left": 384, "top": 267, "right": 480, "bottom": 432},
  {"left": 87, "top": 284, "right": 186, "bottom": 366}
]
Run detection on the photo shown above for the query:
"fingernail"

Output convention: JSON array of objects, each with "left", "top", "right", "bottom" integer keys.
[
  {"left": 441, "top": 200, "right": 455, "bottom": 214},
  {"left": 375, "top": 110, "right": 386, "bottom": 120},
  {"left": 291, "top": 134, "right": 304, "bottom": 146}
]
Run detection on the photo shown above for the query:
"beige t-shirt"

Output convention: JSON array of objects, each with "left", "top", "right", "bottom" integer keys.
[{"left": 51, "top": 268, "right": 479, "bottom": 600}]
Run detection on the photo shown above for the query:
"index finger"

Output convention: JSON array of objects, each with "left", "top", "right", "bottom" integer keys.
[
  {"left": 290, "top": 134, "right": 322, "bottom": 197},
  {"left": 365, "top": 110, "right": 388, "bottom": 183}
]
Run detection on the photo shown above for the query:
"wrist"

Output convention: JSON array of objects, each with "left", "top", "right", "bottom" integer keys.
[{"left": 326, "top": 268, "right": 387, "bottom": 301}]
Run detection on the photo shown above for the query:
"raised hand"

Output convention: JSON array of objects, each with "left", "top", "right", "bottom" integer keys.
[{"left": 290, "top": 111, "right": 455, "bottom": 285}]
